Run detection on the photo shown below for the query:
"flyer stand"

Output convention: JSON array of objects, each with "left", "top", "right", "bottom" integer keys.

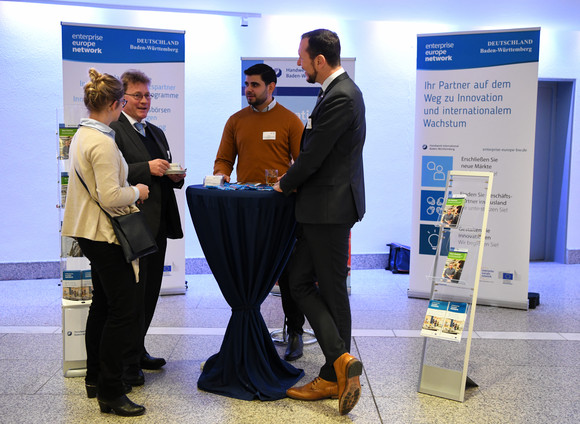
[
  {"left": 418, "top": 170, "right": 493, "bottom": 402},
  {"left": 57, "top": 114, "right": 92, "bottom": 377}
]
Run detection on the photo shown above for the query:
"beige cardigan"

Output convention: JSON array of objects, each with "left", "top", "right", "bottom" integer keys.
[{"left": 62, "top": 125, "right": 139, "bottom": 244}]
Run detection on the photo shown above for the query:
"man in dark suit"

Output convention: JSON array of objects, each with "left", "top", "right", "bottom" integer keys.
[
  {"left": 110, "top": 70, "right": 185, "bottom": 386},
  {"left": 273, "top": 29, "right": 366, "bottom": 415}
]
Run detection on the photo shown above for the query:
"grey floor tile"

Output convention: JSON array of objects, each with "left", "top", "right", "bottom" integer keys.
[
  {"left": 169, "top": 335, "right": 224, "bottom": 362},
  {"left": 0, "top": 305, "right": 62, "bottom": 326},
  {"left": 141, "top": 333, "right": 182, "bottom": 360},
  {"left": 1, "top": 265, "right": 580, "bottom": 422},
  {"left": 0, "top": 334, "right": 62, "bottom": 360},
  {"left": 150, "top": 306, "right": 232, "bottom": 328},
  {"left": 0, "top": 359, "right": 61, "bottom": 395}
]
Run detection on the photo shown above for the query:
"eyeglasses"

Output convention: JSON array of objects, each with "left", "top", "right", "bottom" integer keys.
[{"left": 125, "top": 92, "right": 152, "bottom": 101}]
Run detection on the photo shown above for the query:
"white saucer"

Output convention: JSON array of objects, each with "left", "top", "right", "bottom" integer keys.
[{"left": 165, "top": 168, "right": 187, "bottom": 175}]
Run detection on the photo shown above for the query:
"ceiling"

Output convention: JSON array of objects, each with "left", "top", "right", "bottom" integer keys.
[{"left": 12, "top": 0, "right": 580, "bottom": 31}]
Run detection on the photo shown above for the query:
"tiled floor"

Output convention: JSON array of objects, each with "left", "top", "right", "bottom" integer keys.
[{"left": 0, "top": 262, "right": 579, "bottom": 423}]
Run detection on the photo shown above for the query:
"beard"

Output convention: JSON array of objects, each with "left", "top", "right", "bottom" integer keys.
[
  {"left": 246, "top": 94, "right": 266, "bottom": 107},
  {"left": 306, "top": 69, "right": 317, "bottom": 84},
  {"left": 304, "top": 58, "right": 318, "bottom": 84}
]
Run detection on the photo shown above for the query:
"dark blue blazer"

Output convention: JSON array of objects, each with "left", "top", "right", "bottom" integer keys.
[{"left": 280, "top": 72, "right": 366, "bottom": 224}]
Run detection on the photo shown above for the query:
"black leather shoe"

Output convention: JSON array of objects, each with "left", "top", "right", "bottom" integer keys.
[
  {"left": 123, "top": 367, "right": 145, "bottom": 386},
  {"left": 140, "top": 353, "right": 166, "bottom": 370},
  {"left": 86, "top": 382, "right": 132, "bottom": 398},
  {"left": 284, "top": 333, "right": 303, "bottom": 361},
  {"left": 98, "top": 394, "right": 145, "bottom": 416}
]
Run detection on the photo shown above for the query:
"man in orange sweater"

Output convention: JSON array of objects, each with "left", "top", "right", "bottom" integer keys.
[
  {"left": 214, "top": 64, "right": 304, "bottom": 184},
  {"left": 213, "top": 63, "right": 306, "bottom": 361}
]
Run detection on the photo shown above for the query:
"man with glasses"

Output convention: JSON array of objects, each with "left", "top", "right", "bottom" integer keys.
[{"left": 110, "top": 69, "right": 185, "bottom": 387}]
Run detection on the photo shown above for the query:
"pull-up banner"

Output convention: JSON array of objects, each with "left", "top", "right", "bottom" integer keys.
[
  {"left": 410, "top": 28, "right": 540, "bottom": 309},
  {"left": 61, "top": 23, "right": 186, "bottom": 295}
]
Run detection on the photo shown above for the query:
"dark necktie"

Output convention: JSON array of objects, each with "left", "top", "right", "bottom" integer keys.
[{"left": 316, "top": 89, "right": 324, "bottom": 105}]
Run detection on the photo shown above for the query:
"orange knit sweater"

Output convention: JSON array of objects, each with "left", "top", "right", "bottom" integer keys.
[{"left": 213, "top": 104, "right": 304, "bottom": 183}]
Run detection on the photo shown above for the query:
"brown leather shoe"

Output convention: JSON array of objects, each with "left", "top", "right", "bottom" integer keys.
[
  {"left": 286, "top": 377, "right": 339, "bottom": 401},
  {"left": 333, "top": 352, "right": 363, "bottom": 415}
]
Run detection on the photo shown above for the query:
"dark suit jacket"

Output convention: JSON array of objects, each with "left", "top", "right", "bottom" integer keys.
[
  {"left": 110, "top": 113, "right": 183, "bottom": 239},
  {"left": 280, "top": 72, "right": 366, "bottom": 224}
]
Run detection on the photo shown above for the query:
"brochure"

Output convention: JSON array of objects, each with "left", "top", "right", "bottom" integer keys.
[
  {"left": 440, "top": 302, "right": 468, "bottom": 342},
  {"left": 60, "top": 172, "right": 69, "bottom": 208},
  {"left": 421, "top": 300, "right": 469, "bottom": 342},
  {"left": 62, "top": 270, "right": 82, "bottom": 300},
  {"left": 440, "top": 195, "right": 466, "bottom": 228},
  {"left": 58, "top": 127, "right": 77, "bottom": 160},
  {"left": 210, "top": 182, "right": 273, "bottom": 191},
  {"left": 421, "top": 299, "right": 447, "bottom": 335},
  {"left": 81, "top": 269, "right": 93, "bottom": 301},
  {"left": 441, "top": 249, "right": 467, "bottom": 283}
]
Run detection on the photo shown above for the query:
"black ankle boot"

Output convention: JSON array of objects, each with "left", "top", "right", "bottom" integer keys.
[
  {"left": 86, "top": 382, "right": 132, "bottom": 399},
  {"left": 284, "top": 332, "right": 304, "bottom": 361},
  {"left": 97, "top": 394, "right": 145, "bottom": 416}
]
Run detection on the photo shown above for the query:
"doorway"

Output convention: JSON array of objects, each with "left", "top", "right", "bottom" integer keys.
[{"left": 530, "top": 79, "right": 575, "bottom": 262}]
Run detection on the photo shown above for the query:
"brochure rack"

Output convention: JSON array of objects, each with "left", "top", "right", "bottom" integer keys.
[
  {"left": 418, "top": 171, "right": 493, "bottom": 402},
  {"left": 57, "top": 115, "right": 91, "bottom": 377}
]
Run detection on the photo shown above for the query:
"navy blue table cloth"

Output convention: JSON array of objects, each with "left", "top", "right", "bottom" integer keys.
[{"left": 186, "top": 185, "right": 304, "bottom": 400}]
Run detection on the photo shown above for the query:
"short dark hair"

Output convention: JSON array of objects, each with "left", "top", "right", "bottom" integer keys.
[
  {"left": 301, "top": 29, "right": 341, "bottom": 68},
  {"left": 120, "top": 69, "right": 151, "bottom": 92},
  {"left": 244, "top": 63, "right": 277, "bottom": 86}
]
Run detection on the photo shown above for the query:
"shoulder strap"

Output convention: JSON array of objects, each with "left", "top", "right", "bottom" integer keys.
[{"left": 74, "top": 168, "right": 114, "bottom": 220}]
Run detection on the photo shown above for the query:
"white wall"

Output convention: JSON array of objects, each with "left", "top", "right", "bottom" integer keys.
[{"left": 0, "top": 1, "right": 578, "bottom": 264}]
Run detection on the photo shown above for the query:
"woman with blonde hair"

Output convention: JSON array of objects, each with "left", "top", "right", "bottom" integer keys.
[{"left": 62, "top": 68, "right": 149, "bottom": 417}]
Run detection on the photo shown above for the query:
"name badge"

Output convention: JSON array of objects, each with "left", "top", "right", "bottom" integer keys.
[
  {"left": 306, "top": 118, "right": 312, "bottom": 130},
  {"left": 263, "top": 131, "right": 276, "bottom": 140}
]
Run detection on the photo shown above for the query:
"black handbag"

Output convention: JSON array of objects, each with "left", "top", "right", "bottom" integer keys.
[{"left": 75, "top": 169, "right": 158, "bottom": 262}]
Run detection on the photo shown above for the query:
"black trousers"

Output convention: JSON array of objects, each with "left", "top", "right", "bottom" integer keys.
[
  {"left": 77, "top": 238, "right": 143, "bottom": 400},
  {"left": 126, "top": 222, "right": 168, "bottom": 367},
  {"left": 277, "top": 251, "right": 305, "bottom": 335},
  {"left": 288, "top": 223, "right": 352, "bottom": 382}
]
